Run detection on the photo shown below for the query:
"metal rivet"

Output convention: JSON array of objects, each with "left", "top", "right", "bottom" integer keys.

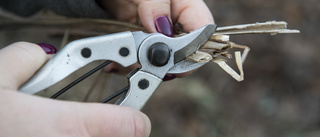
[
  {"left": 81, "top": 48, "right": 91, "bottom": 58},
  {"left": 119, "top": 47, "right": 129, "bottom": 57},
  {"left": 138, "top": 79, "right": 149, "bottom": 90}
]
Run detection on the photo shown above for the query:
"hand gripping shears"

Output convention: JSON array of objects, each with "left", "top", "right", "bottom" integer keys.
[{"left": 19, "top": 24, "right": 217, "bottom": 110}]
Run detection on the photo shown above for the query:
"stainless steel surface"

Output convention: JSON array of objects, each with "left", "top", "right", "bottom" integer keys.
[
  {"left": 19, "top": 24, "right": 216, "bottom": 110},
  {"left": 173, "top": 24, "right": 216, "bottom": 63},
  {"left": 19, "top": 31, "right": 137, "bottom": 94},
  {"left": 168, "top": 24, "right": 217, "bottom": 73},
  {"left": 119, "top": 25, "right": 216, "bottom": 109},
  {"left": 138, "top": 24, "right": 216, "bottom": 78},
  {"left": 168, "top": 60, "right": 207, "bottom": 74},
  {"left": 119, "top": 71, "right": 162, "bottom": 110},
  {"left": 132, "top": 31, "right": 152, "bottom": 51}
]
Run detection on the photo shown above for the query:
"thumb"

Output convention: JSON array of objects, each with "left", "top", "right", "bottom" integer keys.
[
  {"left": 75, "top": 103, "right": 151, "bottom": 137},
  {"left": 171, "top": 0, "right": 215, "bottom": 32},
  {"left": 133, "top": 0, "right": 174, "bottom": 36},
  {"left": 0, "top": 42, "right": 56, "bottom": 90}
]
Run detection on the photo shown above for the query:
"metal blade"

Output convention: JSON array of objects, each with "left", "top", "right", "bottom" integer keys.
[{"left": 174, "top": 24, "right": 217, "bottom": 63}]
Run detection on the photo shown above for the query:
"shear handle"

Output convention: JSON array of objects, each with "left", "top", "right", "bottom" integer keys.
[
  {"left": 118, "top": 70, "right": 161, "bottom": 110},
  {"left": 19, "top": 31, "right": 137, "bottom": 94},
  {"left": 118, "top": 24, "right": 216, "bottom": 110}
]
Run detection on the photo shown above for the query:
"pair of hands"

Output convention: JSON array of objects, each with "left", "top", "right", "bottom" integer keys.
[{"left": 0, "top": 0, "right": 214, "bottom": 136}]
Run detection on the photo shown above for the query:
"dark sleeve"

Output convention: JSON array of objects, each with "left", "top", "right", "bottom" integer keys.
[{"left": 0, "top": 0, "right": 112, "bottom": 19}]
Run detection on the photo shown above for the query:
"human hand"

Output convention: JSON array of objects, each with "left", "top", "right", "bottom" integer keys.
[
  {"left": 98, "top": 0, "right": 215, "bottom": 79},
  {"left": 0, "top": 42, "right": 151, "bottom": 137}
]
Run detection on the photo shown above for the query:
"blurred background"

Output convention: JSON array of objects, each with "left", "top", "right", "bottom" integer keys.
[{"left": 0, "top": 0, "right": 319, "bottom": 137}]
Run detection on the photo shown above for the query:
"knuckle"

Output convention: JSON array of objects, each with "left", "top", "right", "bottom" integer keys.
[
  {"left": 9, "top": 41, "right": 44, "bottom": 61},
  {"left": 131, "top": 113, "right": 149, "bottom": 137},
  {"left": 134, "top": 0, "right": 170, "bottom": 6},
  {"left": 120, "top": 108, "right": 150, "bottom": 137},
  {"left": 8, "top": 41, "right": 47, "bottom": 69}
]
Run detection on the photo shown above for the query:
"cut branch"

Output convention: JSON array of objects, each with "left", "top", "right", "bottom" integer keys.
[{"left": 214, "top": 21, "right": 300, "bottom": 35}]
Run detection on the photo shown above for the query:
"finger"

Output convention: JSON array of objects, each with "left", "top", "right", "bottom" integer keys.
[
  {"left": 133, "top": 0, "right": 174, "bottom": 36},
  {"left": 171, "top": 0, "right": 215, "bottom": 32},
  {"left": 0, "top": 42, "right": 55, "bottom": 90},
  {"left": 74, "top": 103, "right": 151, "bottom": 137},
  {"left": 168, "top": 0, "right": 214, "bottom": 79},
  {"left": 97, "top": 0, "right": 138, "bottom": 23},
  {"left": 104, "top": 62, "right": 141, "bottom": 75},
  {"left": 0, "top": 87, "right": 151, "bottom": 137}
]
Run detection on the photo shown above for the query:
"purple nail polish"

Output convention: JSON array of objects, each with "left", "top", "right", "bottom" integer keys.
[
  {"left": 37, "top": 43, "right": 57, "bottom": 54},
  {"left": 163, "top": 74, "right": 177, "bottom": 81},
  {"left": 154, "top": 16, "right": 174, "bottom": 37}
]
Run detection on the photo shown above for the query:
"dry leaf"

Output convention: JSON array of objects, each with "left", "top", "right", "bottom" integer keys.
[{"left": 186, "top": 21, "right": 299, "bottom": 81}]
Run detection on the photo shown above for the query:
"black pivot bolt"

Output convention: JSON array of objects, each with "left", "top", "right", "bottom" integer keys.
[{"left": 148, "top": 43, "right": 170, "bottom": 66}]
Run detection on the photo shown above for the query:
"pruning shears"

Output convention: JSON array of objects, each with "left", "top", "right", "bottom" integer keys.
[{"left": 19, "top": 24, "right": 217, "bottom": 110}]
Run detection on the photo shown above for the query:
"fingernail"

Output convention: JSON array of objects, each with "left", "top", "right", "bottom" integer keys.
[
  {"left": 37, "top": 43, "right": 57, "bottom": 54},
  {"left": 154, "top": 16, "right": 174, "bottom": 37},
  {"left": 162, "top": 74, "right": 176, "bottom": 81}
]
